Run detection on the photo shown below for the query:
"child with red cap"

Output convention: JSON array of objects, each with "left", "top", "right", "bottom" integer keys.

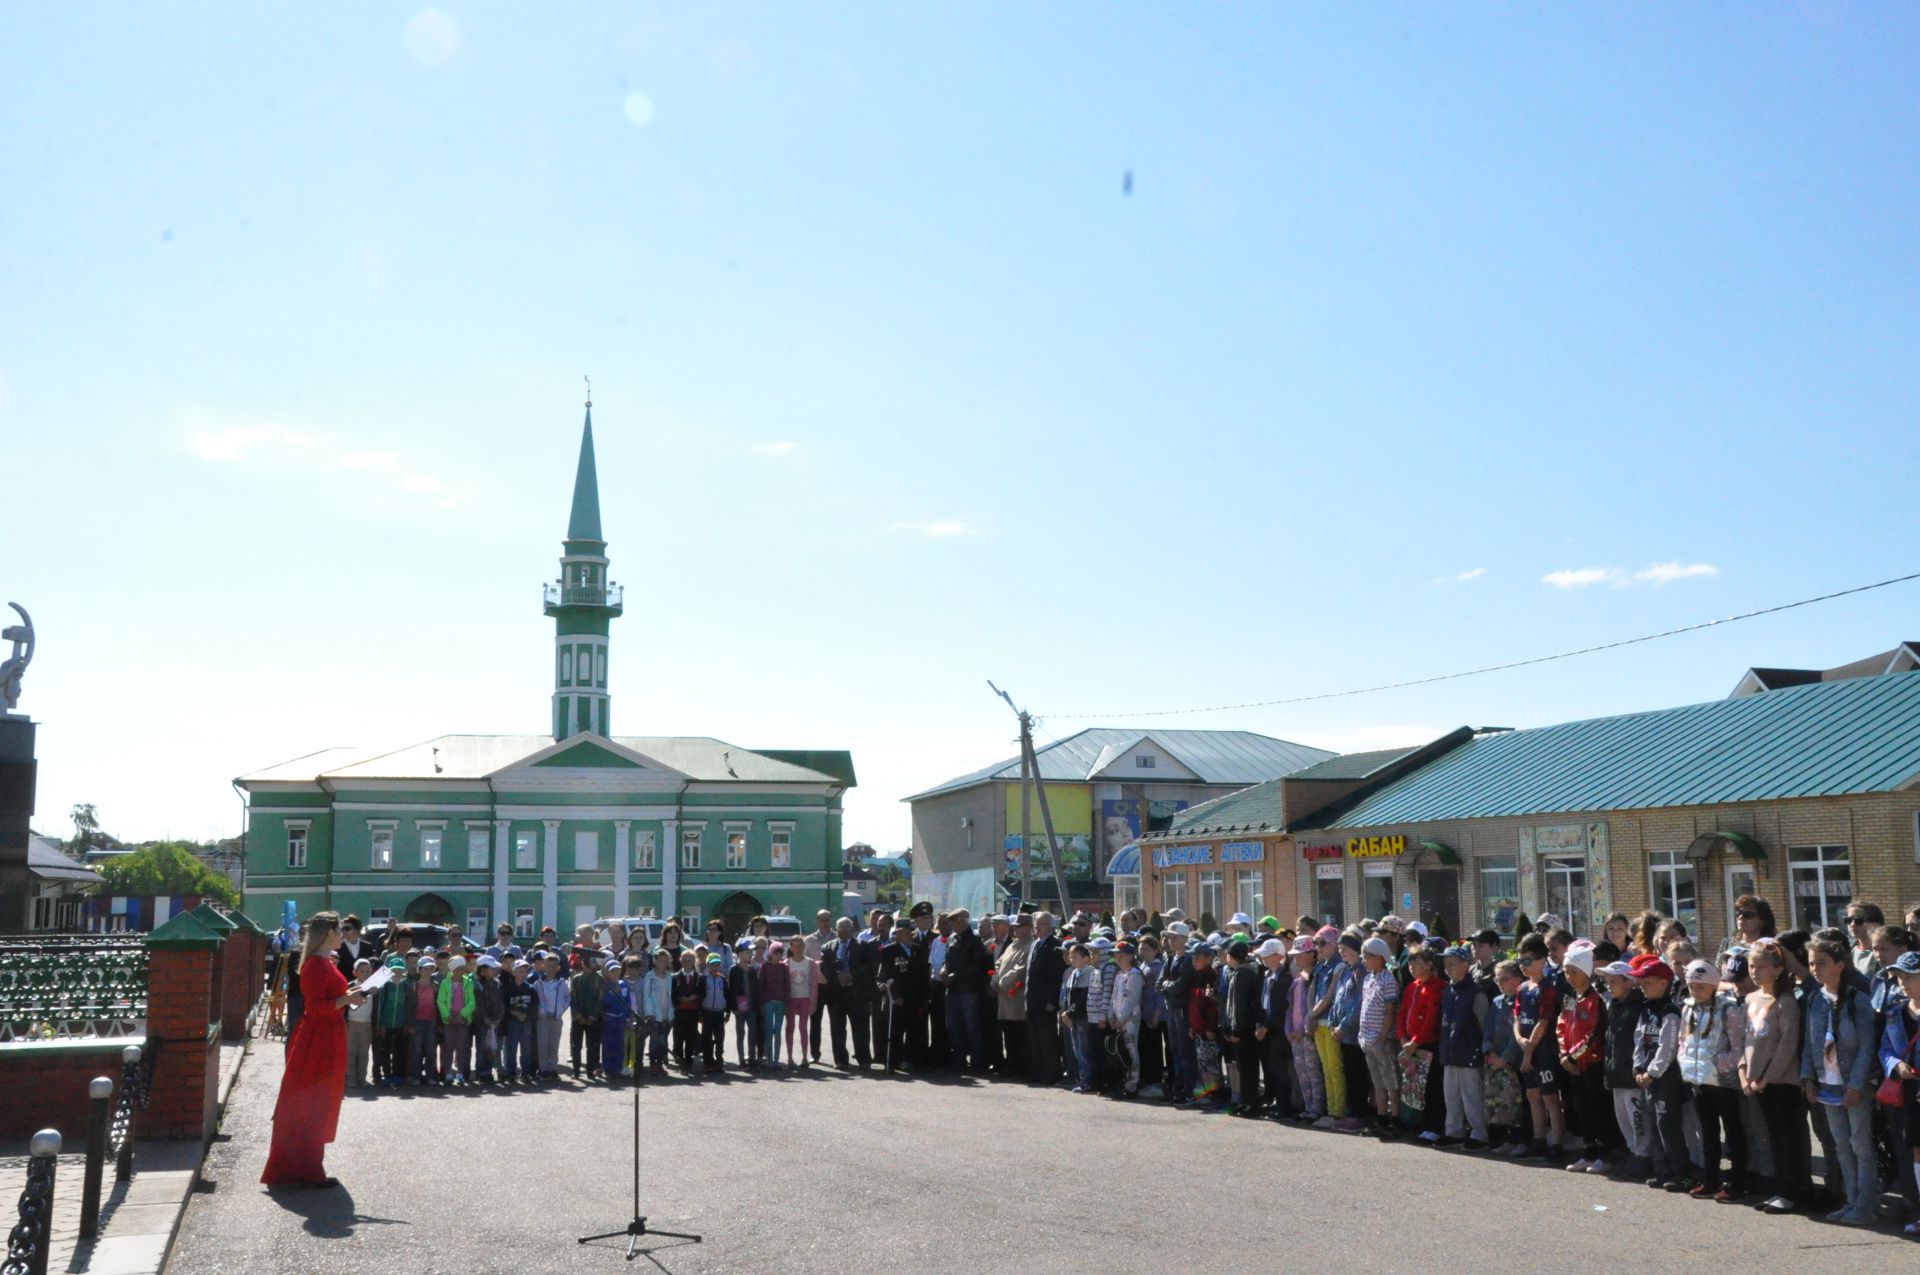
[{"left": 1629, "top": 953, "right": 1688, "bottom": 1190}]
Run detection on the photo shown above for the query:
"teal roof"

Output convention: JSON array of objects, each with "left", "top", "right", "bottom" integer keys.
[
  {"left": 237, "top": 734, "right": 852, "bottom": 787},
  {"left": 567, "top": 408, "right": 603, "bottom": 543},
  {"left": 906, "top": 728, "right": 1334, "bottom": 802},
  {"left": 1285, "top": 746, "right": 1420, "bottom": 782},
  {"left": 1164, "top": 777, "right": 1288, "bottom": 836},
  {"left": 1307, "top": 670, "right": 1920, "bottom": 830}
]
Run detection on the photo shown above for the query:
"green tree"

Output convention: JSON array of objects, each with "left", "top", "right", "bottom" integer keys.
[
  {"left": 90, "top": 841, "right": 239, "bottom": 907},
  {"left": 67, "top": 802, "right": 110, "bottom": 855}
]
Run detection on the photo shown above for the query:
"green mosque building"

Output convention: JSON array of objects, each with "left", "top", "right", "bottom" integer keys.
[{"left": 236, "top": 403, "right": 856, "bottom": 942}]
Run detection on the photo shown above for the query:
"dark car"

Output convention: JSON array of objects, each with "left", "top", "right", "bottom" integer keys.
[{"left": 360, "top": 921, "right": 482, "bottom": 957}]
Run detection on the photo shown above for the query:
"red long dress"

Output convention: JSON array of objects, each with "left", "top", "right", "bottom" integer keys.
[{"left": 261, "top": 955, "right": 349, "bottom": 1187}]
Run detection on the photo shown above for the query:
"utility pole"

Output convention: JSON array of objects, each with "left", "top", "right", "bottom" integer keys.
[{"left": 989, "top": 682, "right": 1073, "bottom": 918}]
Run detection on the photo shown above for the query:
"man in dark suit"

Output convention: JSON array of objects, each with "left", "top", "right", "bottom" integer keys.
[
  {"left": 335, "top": 914, "right": 377, "bottom": 979},
  {"left": 846, "top": 916, "right": 884, "bottom": 1069},
  {"left": 906, "top": 901, "right": 938, "bottom": 1067},
  {"left": 941, "top": 907, "right": 991, "bottom": 1073},
  {"left": 819, "top": 916, "right": 855, "bottom": 1070},
  {"left": 877, "top": 919, "right": 919, "bottom": 1072},
  {"left": 1024, "top": 912, "right": 1065, "bottom": 1086}
]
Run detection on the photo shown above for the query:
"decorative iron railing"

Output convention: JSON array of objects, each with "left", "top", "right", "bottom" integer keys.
[
  {"left": 0, "top": 942, "right": 147, "bottom": 1042},
  {"left": 110, "top": 1043, "right": 152, "bottom": 1181},
  {"left": 1, "top": 1130, "right": 58, "bottom": 1275}
]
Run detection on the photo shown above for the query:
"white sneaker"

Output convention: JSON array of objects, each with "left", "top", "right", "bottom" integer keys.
[
  {"left": 1584, "top": 1160, "right": 1610, "bottom": 1175},
  {"left": 1565, "top": 1158, "right": 1590, "bottom": 1173}
]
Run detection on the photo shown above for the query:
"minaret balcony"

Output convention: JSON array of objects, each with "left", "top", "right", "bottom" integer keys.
[{"left": 543, "top": 580, "right": 624, "bottom": 613}]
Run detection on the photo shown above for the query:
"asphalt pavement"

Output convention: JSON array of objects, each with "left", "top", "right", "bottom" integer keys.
[{"left": 168, "top": 1045, "right": 1915, "bottom": 1274}]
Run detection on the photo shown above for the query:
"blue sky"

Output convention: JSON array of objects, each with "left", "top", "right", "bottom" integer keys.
[{"left": 4, "top": 6, "right": 1916, "bottom": 853}]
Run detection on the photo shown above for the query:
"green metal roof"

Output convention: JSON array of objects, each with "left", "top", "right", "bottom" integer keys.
[
  {"left": 1285, "top": 746, "right": 1421, "bottom": 782},
  {"left": 567, "top": 408, "right": 603, "bottom": 543},
  {"left": 237, "top": 734, "right": 852, "bottom": 787},
  {"left": 1163, "top": 777, "right": 1288, "bottom": 836},
  {"left": 1307, "top": 670, "right": 1920, "bottom": 830},
  {"left": 905, "top": 728, "right": 1335, "bottom": 802}
]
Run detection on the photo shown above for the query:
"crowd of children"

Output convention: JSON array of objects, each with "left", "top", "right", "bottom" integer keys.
[{"left": 332, "top": 896, "right": 1920, "bottom": 1238}]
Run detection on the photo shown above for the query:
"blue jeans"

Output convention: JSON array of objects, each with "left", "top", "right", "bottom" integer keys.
[
  {"left": 1164, "top": 1010, "right": 1195, "bottom": 1100},
  {"left": 1820, "top": 1098, "right": 1878, "bottom": 1215},
  {"left": 1069, "top": 1020, "right": 1096, "bottom": 1090},
  {"left": 502, "top": 1020, "right": 531, "bottom": 1077},
  {"left": 764, "top": 1002, "right": 787, "bottom": 1063},
  {"left": 601, "top": 1014, "right": 632, "bottom": 1077},
  {"left": 944, "top": 990, "right": 982, "bottom": 1071},
  {"left": 409, "top": 1020, "right": 437, "bottom": 1081}
]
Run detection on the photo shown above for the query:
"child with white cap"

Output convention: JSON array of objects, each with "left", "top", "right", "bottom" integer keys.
[
  {"left": 1285, "top": 936, "right": 1326, "bottom": 1121},
  {"left": 1109, "top": 939, "right": 1146, "bottom": 1096},
  {"left": 1556, "top": 941, "right": 1608, "bottom": 1172},
  {"left": 1598, "top": 957, "right": 1650, "bottom": 1177},
  {"left": 1357, "top": 936, "right": 1403, "bottom": 1136},
  {"left": 1677, "top": 956, "right": 1747, "bottom": 1199}
]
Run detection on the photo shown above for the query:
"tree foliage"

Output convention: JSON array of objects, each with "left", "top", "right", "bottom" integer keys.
[
  {"left": 67, "top": 802, "right": 111, "bottom": 855},
  {"left": 90, "top": 841, "right": 240, "bottom": 907}
]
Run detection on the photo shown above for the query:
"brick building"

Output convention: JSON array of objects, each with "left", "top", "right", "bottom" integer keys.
[{"left": 1281, "top": 670, "right": 1920, "bottom": 946}]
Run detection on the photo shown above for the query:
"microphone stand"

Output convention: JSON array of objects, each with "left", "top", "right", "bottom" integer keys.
[{"left": 576, "top": 1065, "right": 702, "bottom": 1260}]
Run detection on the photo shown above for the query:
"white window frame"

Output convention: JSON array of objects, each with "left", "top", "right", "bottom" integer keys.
[
  {"left": 1787, "top": 844, "right": 1852, "bottom": 930},
  {"left": 1647, "top": 850, "right": 1697, "bottom": 931},
  {"left": 418, "top": 823, "right": 444, "bottom": 870},
  {"left": 1725, "top": 861, "right": 1757, "bottom": 933},
  {"left": 681, "top": 827, "right": 702, "bottom": 869},
  {"left": 574, "top": 829, "right": 600, "bottom": 871},
  {"left": 1135, "top": 755, "right": 1157, "bottom": 769},
  {"left": 1478, "top": 855, "right": 1518, "bottom": 935},
  {"left": 596, "top": 649, "right": 606, "bottom": 686},
  {"left": 514, "top": 829, "right": 538, "bottom": 870},
  {"left": 466, "top": 824, "right": 490, "bottom": 870},
  {"left": 1236, "top": 870, "right": 1262, "bottom": 921},
  {"left": 681, "top": 905, "right": 702, "bottom": 932},
  {"left": 514, "top": 907, "right": 535, "bottom": 938},
  {"left": 1540, "top": 854, "right": 1589, "bottom": 931},
  {"left": 285, "top": 821, "right": 310, "bottom": 870},
  {"left": 1197, "top": 870, "right": 1224, "bottom": 926},
  {"left": 725, "top": 823, "right": 749, "bottom": 870},
  {"left": 561, "top": 648, "right": 574, "bottom": 683},
  {"left": 769, "top": 824, "right": 793, "bottom": 870},
  {"left": 369, "top": 821, "right": 396, "bottom": 871},
  {"left": 1161, "top": 873, "right": 1187, "bottom": 917},
  {"left": 635, "top": 830, "right": 656, "bottom": 870}
]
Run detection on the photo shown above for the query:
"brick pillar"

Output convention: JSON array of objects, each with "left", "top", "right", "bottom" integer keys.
[
  {"left": 143, "top": 912, "right": 225, "bottom": 1141},
  {"left": 190, "top": 904, "right": 249, "bottom": 1042}
]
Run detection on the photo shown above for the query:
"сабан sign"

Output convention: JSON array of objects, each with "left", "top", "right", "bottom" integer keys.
[{"left": 1345, "top": 835, "right": 1408, "bottom": 859}]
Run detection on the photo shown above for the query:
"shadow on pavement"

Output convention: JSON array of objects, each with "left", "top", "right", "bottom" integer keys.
[{"left": 263, "top": 1184, "right": 410, "bottom": 1239}]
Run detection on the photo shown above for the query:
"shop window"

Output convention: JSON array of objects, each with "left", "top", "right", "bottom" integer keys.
[
  {"left": 1363, "top": 865, "right": 1394, "bottom": 920},
  {"left": 1479, "top": 855, "right": 1518, "bottom": 935},
  {"left": 1541, "top": 855, "right": 1588, "bottom": 930},
  {"left": 1236, "top": 871, "right": 1262, "bottom": 922},
  {"left": 1648, "top": 850, "right": 1697, "bottom": 931},
  {"left": 1162, "top": 874, "right": 1187, "bottom": 917},
  {"left": 1197, "top": 871, "right": 1224, "bottom": 928},
  {"left": 1314, "top": 867, "right": 1346, "bottom": 928},
  {"left": 1788, "top": 844, "right": 1851, "bottom": 930}
]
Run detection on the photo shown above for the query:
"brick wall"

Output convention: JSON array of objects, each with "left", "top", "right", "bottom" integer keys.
[
  {"left": 142, "top": 947, "right": 220, "bottom": 1140},
  {"left": 0, "top": 1042, "right": 136, "bottom": 1140}
]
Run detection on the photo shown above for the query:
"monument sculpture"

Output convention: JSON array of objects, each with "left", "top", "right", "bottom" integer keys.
[{"left": 0, "top": 602, "right": 33, "bottom": 715}]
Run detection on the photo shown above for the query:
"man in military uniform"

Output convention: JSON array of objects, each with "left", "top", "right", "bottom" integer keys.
[
  {"left": 904, "top": 901, "right": 939, "bottom": 1067},
  {"left": 876, "top": 919, "right": 920, "bottom": 1072}
]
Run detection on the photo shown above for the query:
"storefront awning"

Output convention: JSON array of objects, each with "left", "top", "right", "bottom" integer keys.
[
  {"left": 1104, "top": 843, "right": 1141, "bottom": 877},
  {"left": 1416, "top": 840, "right": 1463, "bottom": 866},
  {"left": 1686, "top": 830, "right": 1766, "bottom": 862}
]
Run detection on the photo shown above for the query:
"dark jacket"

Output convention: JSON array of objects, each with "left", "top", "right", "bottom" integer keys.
[
  {"left": 1156, "top": 950, "right": 1198, "bottom": 1014},
  {"left": 1603, "top": 989, "right": 1643, "bottom": 1089},
  {"left": 1025, "top": 934, "right": 1065, "bottom": 1016},
  {"left": 848, "top": 937, "right": 882, "bottom": 998},
  {"left": 1223, "top": 964, "right": 1262, "bottom": 1038},
  {"left": 943, "top": 927, "right": 991, "bottom": 995},
  {"left": 878, "top": 941, "right": 921, "bottom": 1006},
  {"left": 727, "top": 963, "right": 761, "bottom": 1015},
  {"left": 336, "top": 937, "right": 379, "bottom": 980},
  {"left": 475, "top": 975, "right": 507, "bottom": 1028},
  {"left": 1439, "top": 978, "right": 1491, "bottom": 1069},
  {"left": 818, "top": 937, "right": 848, "bottom": 1003}
]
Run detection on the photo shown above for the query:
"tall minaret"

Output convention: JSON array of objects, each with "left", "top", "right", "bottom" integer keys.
[{"left": 544, "top": 395, "right": 622, "bottom": 740}]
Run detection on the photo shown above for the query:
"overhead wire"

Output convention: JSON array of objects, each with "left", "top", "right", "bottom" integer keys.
[{"left": 1050, "top": 569, "right": 1920, "bottom": 720}]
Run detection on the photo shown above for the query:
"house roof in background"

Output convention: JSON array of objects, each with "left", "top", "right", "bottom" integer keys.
[
  {"left": 905, "top": 728, "right": 1335, "bottom": 802},
  {"left": 1157, "top": 778, "right": 1289, "bottom": 838},
  {"left": 1731, "top": 641, "right": 1920, "bottom": 697},
  {"left": 1302, "top": 671, "right": 1920, "bottom": 830},
  {"left": 29, "top": 835, "right": 102, "bottom": 884},
  {"left": 1284, "top": 746, "right": 1423, "bottom": 783}
]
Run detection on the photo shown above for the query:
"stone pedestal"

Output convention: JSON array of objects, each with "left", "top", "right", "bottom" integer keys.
[{"left": 0, "top": 716, "right": 37, "bottom": 931}]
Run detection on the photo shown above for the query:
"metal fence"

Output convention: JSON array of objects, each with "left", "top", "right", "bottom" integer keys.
[
  {"left": 1, "top": 1130, "right": 58, "bottom": 1275},
  {"left": 0, "top": 936, "right": 147, "bottom": 1043}
]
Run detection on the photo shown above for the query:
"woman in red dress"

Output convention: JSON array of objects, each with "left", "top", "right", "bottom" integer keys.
[{"left": 261, "top": 911, "right": 363, "bottom": 1189}]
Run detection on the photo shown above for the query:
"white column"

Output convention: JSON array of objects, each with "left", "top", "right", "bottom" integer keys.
[
  {"left": 613, "top": 820, "right": 632, "bottom": 918},
  {"left": 661, "top": 820, "right": 679, "bottom": 923},
  {"left": 492, "top": 820, "right": 510, "bottom": 928},
  {"left": 542, "top": 819, "right": 561, "bottom": 933}
]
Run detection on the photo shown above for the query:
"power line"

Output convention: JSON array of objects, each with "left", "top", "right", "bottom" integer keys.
[{"left": 1052, "top": 569, "right": 1920, "bottom": 720}]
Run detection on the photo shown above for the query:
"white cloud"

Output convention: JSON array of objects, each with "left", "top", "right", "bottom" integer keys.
[
  {"left": 891, "top": 520, "right": 978, "bottom": 538},
  {"left": 187, "top": 424, "right": 280, "bottom": 463},
  {"left": 403, "top": 475, "right": 443, "bottom": 492},
  {"left": 1543, "top": 561, "right": 1720, "bottom": 589},
  {"left": 404, "top": 10, "right": 460, "bottom": 67},
  {"left": 623, "top": 93, "right": 655, "bottom": 127},
  {"left": 1455, "top": 567, "right": 1486, "bottom": 582},
  {"left": 340, "top": 451, "right": 398, "bottom": 470},
  {"left": 748, "top": 441, "right": 798, "bottom": 456},
  {"left": 1542, "top": 566, "right": 1620, "bottom": 589},
  {"left": 1633, "top": 561, "right": 1718, "bottom": 586}
]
